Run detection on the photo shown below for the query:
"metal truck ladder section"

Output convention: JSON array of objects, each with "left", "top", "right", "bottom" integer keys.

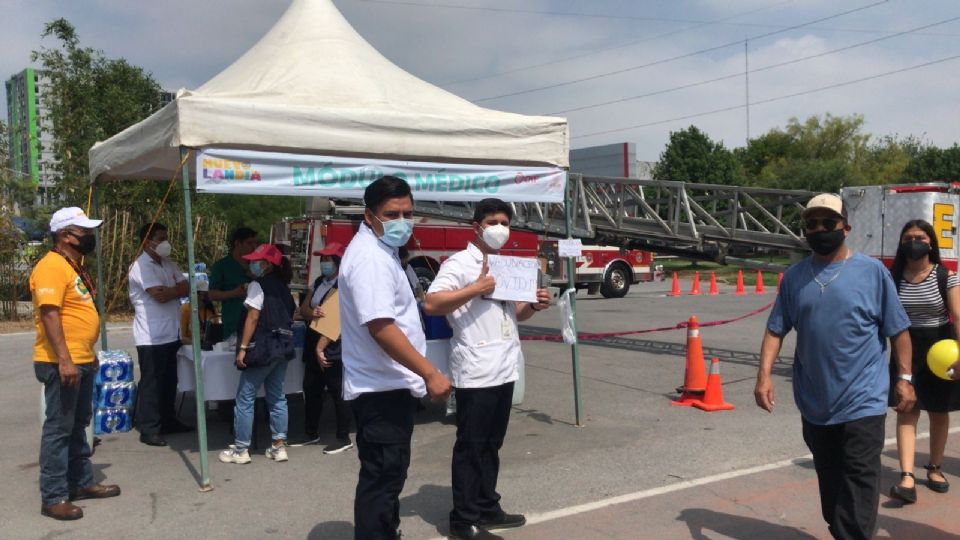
[{"left": 412, "top": 173, "right": 816, "bottom": 261}]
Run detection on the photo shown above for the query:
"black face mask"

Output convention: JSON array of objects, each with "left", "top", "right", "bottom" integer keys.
[
  {"left": 806, "top": 229, "right": 845, "bottom": 256},
  {"left": 903, "top": 240, "right": 930, "bottom": 261},
  {"left": 70, "top": 232, "right": 97, "bottom": 255}
]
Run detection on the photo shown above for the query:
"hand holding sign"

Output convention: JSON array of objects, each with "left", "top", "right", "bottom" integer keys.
[
  {"left": 485, "top": 255, "right": 539, "bottom": 303},
  {"left": 473, "top": 257, "right": 497, "bottom": 297}
]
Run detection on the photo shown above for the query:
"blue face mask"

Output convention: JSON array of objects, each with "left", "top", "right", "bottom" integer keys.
[
  {"left": 375, "top": 216, "right": 414, "bottom": 248},
  {"left": 249, "top": 260, "right": 265, "bottom": 278},
  {"left": 319, "top": 261, "right": 336, "bottom": 278}
]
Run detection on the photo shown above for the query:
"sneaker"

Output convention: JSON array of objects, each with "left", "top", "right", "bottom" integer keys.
[
  {"left": 218, "top": 445, "right": 251, "bottom": 464},
  {"left": 323, "top": 436, "right": 354, "bottom": 455},
  {"left": 265, "top": 442, "right": 289, "bottom": 462}
]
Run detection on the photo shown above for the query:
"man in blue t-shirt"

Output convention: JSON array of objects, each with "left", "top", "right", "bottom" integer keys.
[{"left": 755, "top": 193, "right": 915, "bottom": 540}]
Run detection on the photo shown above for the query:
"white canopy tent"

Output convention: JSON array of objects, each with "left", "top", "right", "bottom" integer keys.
[{"left": 88, "top": 0, "right": 572, "bottom": 489}]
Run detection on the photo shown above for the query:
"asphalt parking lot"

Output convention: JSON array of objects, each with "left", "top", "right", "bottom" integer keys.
[{"left": 3, "top": 279, "right": 960, "bottom": 539}]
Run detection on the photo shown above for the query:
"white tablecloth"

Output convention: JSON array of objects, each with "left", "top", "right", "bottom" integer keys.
[{"left": 177, "top": 346, "right": 305, "bottom": 402}]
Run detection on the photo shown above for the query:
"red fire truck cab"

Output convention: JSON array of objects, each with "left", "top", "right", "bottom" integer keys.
[{"left": 272, "top": 217, "right": 661, "bottom": 298}]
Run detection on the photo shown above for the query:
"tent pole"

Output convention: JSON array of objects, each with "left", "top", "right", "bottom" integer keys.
[
  {"left": 564, "top": 173, "right": 584, "bottom": 427},
  {"left": 92, "top": 184, "right": 108, "bottom": 351},
  {"left": 180, "top": 147, "right": 212, "bottom": 491}
]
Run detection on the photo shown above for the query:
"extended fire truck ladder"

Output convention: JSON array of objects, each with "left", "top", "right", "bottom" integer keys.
[{"left": 411, "top": 173, "right": 817, "bottom": 262}]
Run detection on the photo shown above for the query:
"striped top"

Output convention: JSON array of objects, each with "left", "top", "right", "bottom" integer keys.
[{"left": 898, "top": 265, "right": 959, "bottom": 328}]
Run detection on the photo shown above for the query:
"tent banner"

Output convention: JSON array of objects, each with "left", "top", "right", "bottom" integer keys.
[{"left": 196, "top": 148, "right": 566, "bottom": 203}]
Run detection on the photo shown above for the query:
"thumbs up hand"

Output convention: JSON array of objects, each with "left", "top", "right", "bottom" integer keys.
[{"left": 473, "top": 258, "right": 496, "bottom": 296}]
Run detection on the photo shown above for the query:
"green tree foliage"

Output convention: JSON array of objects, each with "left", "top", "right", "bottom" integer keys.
[
  {"left": 903, "top": 144, "right": 960, "bottom": 182},
  {"left": 197, "top": 193, "right": 305, "bottom": 241},
  {"left": 653, "top": 126, "right": 743, "bottom": 185},
  {"left": 736, "top": 114, "right": 916, "bottom": 192}
]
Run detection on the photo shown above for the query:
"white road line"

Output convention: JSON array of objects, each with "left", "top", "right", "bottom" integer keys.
[{"left": 428, "top": 426, "right": 960, "bottom": 538}]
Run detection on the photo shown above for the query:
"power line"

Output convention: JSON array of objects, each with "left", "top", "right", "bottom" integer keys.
[
  {"left": 572, "top": 53, "right": 960, "bottom": 140},
  {"left": 440, "top": 0, "right": 794, "bottom": 87},
  {"left": 473, "top": 0, "right": 890, "bottom": 102},
  {"left": 548, "top": 14, "right": 960, "bottom": 116}
]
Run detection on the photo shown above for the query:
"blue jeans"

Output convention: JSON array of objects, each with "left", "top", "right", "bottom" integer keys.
[
  {"left": 233, "top": 358, "right": 289, "bottom": 449},
  {"left": 35, "top": 362, "right": 96, "bottom": 505}
]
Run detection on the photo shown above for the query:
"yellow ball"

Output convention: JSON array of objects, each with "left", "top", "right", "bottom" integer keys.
[{"left": 926, "top": 339, "right": 959, "bottom": 381}]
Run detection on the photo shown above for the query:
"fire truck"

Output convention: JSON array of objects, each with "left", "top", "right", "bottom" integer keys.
[
  {"left": 842, "top": 183, "right": 959, "bottom": 270},
  {"left": 271, "top": 217, "right": 661, "bottom": 298}
]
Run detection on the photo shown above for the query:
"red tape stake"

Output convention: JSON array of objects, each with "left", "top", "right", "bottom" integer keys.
[{"left": 519, "top": 301, "right": 775, "bottom": 342}]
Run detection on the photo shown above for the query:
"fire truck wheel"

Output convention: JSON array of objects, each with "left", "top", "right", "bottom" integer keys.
[
  {"left": 600, "top": 263, "right": 631, "bottom": 298},
  {"left": 414, "top": 266, "right": 436, "bottom": 291}
]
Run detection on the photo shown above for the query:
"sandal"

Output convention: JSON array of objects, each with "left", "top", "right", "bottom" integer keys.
[
  {"left": 925, "top": 464, "right": 950, "bottom": 493},
  {"left": 889, "top": 472, "right": 917, "bottom": 503}
]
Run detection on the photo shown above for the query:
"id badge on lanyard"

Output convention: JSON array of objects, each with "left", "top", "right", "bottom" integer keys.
[{"left": 500, "top": 301, "right": 512, "bottom": 339}]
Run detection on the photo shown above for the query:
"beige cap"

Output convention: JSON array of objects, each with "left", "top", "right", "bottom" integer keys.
[{"left": 801, "top": 193, "right": 844, "bottom": 219}]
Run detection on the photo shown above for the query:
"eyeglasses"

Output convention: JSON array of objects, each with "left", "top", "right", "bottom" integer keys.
[{"left": 804, "top": 218, "right": 840, "bottom": 231}]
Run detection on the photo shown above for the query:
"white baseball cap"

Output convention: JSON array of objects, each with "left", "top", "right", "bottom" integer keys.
[
  {"left": 49, "top": 207, "right": 103, "bottom": 232},
  {"left": 801, "top": 193, "right": 845, "bottom": 219}
]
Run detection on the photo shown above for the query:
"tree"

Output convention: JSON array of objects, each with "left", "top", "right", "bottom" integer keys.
[
  {"left": 653, "top": 126, "right": 743, "bottom": 185},
  {"left": 31, "top": 18, "right": 164, "bottom": 207},
  {"left": 903, "top": 144, "right": 960, "bottom": 182}
]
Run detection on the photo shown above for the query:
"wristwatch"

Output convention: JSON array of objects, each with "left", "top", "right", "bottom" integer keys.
[{"left": 898, "top": 374, "right": 914, "bottom": 384}]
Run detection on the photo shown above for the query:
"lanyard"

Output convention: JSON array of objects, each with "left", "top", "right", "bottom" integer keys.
[{"left": 51, "top": 246, "right": 98, "bottom": 306}]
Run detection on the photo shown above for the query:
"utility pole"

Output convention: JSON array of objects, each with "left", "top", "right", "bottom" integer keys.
[{"left": 744, "top": 39, "right": 751, "bottom": 145}]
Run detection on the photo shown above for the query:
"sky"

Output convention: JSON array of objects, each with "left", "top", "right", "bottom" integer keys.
[{"left": 2, "top": 0, "right": 959, "bottom": 161}]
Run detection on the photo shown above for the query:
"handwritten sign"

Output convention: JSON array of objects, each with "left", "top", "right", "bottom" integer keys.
[
  {"left": 486, "top": 255, "right": 539, "bottom": 303},
  {"left": 558, "top": 238, "right": 583, "bottom": 257}
]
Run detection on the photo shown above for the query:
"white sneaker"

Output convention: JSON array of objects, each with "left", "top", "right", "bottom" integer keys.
[
  {"left": 265, "top": 442, "right": 288, "bottom": 462},
  {"left": 218, "top": 445, "right": 251, "bottom": 464}
]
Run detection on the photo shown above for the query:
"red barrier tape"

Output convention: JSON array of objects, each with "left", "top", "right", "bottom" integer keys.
[{"left": 519, "top": 300, "right": 776, "bottom": 342}]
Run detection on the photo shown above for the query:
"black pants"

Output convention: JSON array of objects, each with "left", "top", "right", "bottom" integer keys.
[
  {"left": 352, "top": 390, "right": 418, "bottom": 540},
  {"left": 450, "top": 382, "right": 514, "bottom": 527},
  {"left": 802, "top": 414, "right": 885, "bottom": 540},
  {"left": 135, "top": 341, "right": 181, "bottom": 436},
  {"left": 302, "top": 331, "right": 350, "bottom": 438}
]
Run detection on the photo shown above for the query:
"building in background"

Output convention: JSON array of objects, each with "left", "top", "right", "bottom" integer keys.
[
  {"left": 569, "top": 142, "right": 655, "bottom": 179},
  {"left": 5, "top": 68, "right": 57, "bottom": 209}
]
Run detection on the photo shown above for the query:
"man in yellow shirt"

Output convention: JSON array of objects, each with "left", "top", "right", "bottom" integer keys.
[{"left": 32, "top": 207, "right": 120, "bottom": 521}]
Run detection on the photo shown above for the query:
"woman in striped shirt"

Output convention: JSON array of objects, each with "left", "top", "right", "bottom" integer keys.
[{"left": 888, "top": 219, "right": 960, "bottom": 504}]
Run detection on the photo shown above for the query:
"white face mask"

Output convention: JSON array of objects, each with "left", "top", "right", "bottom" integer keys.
[
  {"left": 481, "top": 224, "right": 510, "bottom": 251},
  {"left": 154, "top": 240, "right": 172, "bottom": 258}
]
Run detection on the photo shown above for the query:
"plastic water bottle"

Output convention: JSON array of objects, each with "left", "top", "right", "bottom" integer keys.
[{"left": 95, "top": 408, "right": 132, "bottom": 434}]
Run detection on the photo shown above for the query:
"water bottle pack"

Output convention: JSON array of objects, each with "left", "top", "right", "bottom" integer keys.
[
  {"left": 95, "top": 408, "right": 132, "bottom": 434},
  {"left": 97, "top": 381, "right": 136, "bottom": 409},
  {"left": 94, "top": 349, "right": 135, "bottom": 433},
  {"left": 95, "top": 350, "right": 134, "bottom": 385}
]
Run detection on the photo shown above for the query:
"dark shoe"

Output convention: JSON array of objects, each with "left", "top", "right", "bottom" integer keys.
[
  {"left": 288, "top": 432, "right": 321, "bottom": 447},
  {"left": 70, "top": 484, "right": 121, "bottom": 501},
  {"left": 41, "top": 500, "right": 83, "bottom": 520},
  {"left": 161, "top": 421, "right": 194, "bottom": 434},
  {"left": 889, "top": 472, "right": 917, "bottom": 504},
  {"left": 322, "top": 436, "right": 354, "bottom": 455},
  {"left": 925, "top": 464, "right": 950, "bottom": 493},
  {"left": 139, "top": 433, "right": 167, "bottom": 447},
  {"left": 479, "top": 512, "right": 526, "bottom": 530},
  {"left": 448, "top": 524, "right": 503, "bottom": 540}
]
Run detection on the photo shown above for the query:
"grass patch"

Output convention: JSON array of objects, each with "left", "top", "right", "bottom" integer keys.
[{"left": 657, "top": 257, "right": 790, "bottom": 285}]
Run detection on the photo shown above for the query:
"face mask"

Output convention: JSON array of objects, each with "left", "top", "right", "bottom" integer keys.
[
  {"left": 319, "top": 261, "right": 336, "bottom": 277},
  {"left": 375, "top": 216, "right": 414, "bottom": 248},
  {"left": 71, "top": 232, "right": 96, "bottom": 255},
  {"left": 904, "top": 240, "right": 930, "bottom": 261},
  {"left": 249, "top": 260, "right": 265, "bottom": 278},
  {"left": 154, "top": 240, "right": 172, "bottom": 258},
  {"left": 481, "top": 224, "right": 510, "bottom": 251},
  {"left": 806, "top": 229, "right": 845, "bottom": 256}
]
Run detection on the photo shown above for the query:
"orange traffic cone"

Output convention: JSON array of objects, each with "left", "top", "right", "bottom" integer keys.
[
  {"left": 672, "top": 316, "right": 708, "bottom": 407},
  {"left": 734, "top": 270, "right": 746, "bottom": 295},
  {"left": 755, "top": 270, "right": 766, "bottom": 295},
  {"left": 707, "top": 272, "right": 719, "bottom": 295},
  {"left": 693, "top": 358, "right": 736, "bottom": 411},
  {"left": 689, "top": 272, "right": 701, "bottom": 295},
  {"left": 777, "top": 272, "right": 783, "bottom": 293},
  {"left": 669, "top": 272, "right": 681, "bottom": 296}
]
